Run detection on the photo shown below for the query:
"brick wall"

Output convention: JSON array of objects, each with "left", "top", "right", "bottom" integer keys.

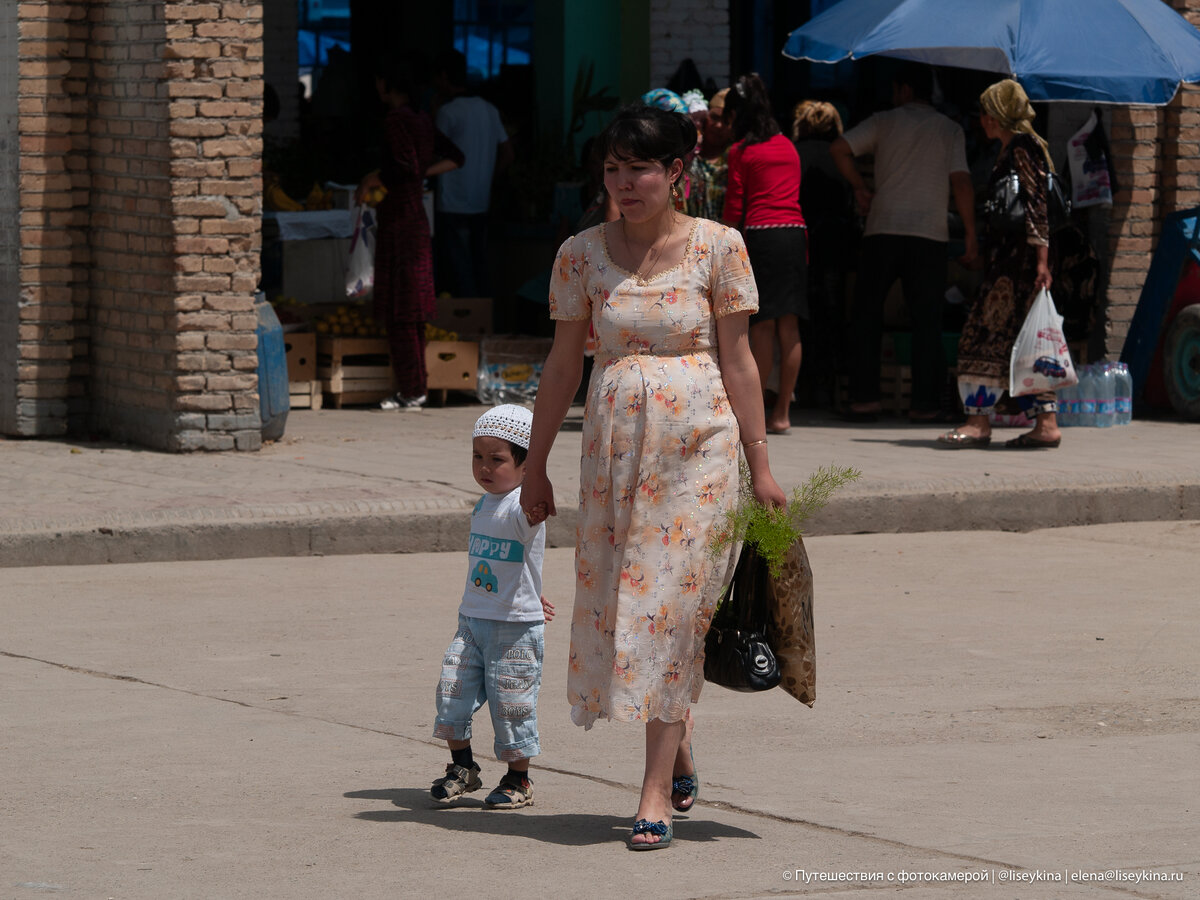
[
  {"left": 649, "top": 0, "right": 730, "bottom": 90},
  {"left": 4, "top": 0, "right": 264, "bottom": 450}
]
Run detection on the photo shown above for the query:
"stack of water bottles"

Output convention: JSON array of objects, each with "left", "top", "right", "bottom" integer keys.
[{"left": 1057, "top": 361, "right": 1132, "bottom": 427}]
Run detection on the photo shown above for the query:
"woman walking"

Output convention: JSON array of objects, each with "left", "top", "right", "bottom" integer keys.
[
  {"left": 520, "top": 105, "right": 786, "bottom": 849},
  {"left": 938, "top": 79, "right": 1061, "bottom": 449}
]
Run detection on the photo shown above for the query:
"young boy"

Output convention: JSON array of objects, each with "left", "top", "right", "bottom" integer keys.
[{"left": 431, "top": 404, "right": 553, "bottom": 808}]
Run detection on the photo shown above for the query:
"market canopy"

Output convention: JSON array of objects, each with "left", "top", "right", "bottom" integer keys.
[{"left": 782, "top": 0, "right": 1200, "bottom": 105}]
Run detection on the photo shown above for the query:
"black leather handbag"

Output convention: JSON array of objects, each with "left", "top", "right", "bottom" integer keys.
[
  {"left": 703, "top": 544, "right": 783, "bottom": 692},
  {"left": 985, "top": 164, "right": 1071, "bottom": 236}
]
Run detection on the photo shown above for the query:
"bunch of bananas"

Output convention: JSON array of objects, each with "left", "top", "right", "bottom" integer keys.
[{"left": 313, "top": 304, "right": 385, "bottom": 337}]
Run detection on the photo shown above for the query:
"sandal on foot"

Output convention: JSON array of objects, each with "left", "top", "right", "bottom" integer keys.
[
  {"left": 936, "top": 429, "right": 991, "bottom": 448},
  {"left": 484, "top": 772, "right": 533, "bottom": 809},
  {"left": 430, "top": 762, "right": 482, "bottom": 804},
  {"left": 629, "top": 818, "right": 672, "bottom": 850},
  {"left": 671, "top": 746, "right": 699, "bottom": 812},
  {"left": 1005, "top": 432, "right": 1061, "bottom": 449}
]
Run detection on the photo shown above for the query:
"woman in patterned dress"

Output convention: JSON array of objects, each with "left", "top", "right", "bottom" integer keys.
[
  {"left": 939, "top": 79, "right": 1060, "bottom": 449},
  {"left": 521, "top": 106, "right": 786, "bottom": 849}
]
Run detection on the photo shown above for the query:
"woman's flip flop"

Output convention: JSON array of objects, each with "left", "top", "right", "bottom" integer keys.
[
  {"left": 936, "top": 429, "right": 991, "bottom": 448},
  {"left": 1005, "top": 433, "right": 1061, "bottom": 449}
]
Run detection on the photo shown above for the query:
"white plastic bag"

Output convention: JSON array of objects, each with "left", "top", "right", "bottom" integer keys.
[
  {"left": 1066, "top": 111, "right": 1113, "bottom": 210},
  {"left": 345, "top": 204, "right": 376, "bottom": 299},
  {"left": 1009, "top": 287, "right": 1078, "bottom": 396}
]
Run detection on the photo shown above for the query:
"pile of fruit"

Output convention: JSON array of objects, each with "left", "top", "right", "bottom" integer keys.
[
  {"left": 312, "top": 304, "right": 385, "bottom": 337},
  {"left": 265, "top": 177, "right": 335, "bottom": 212}
]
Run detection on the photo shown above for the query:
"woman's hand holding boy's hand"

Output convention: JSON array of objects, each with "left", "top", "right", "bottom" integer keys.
[
  {"left": 540, "top": 595, "right": 556, "bottom": 623},
  {"left": 524, "top": 502, "right": 549, "bottom": 527},
  {"left": 520, "top": 470, "right": 556, "bottom": 524}
]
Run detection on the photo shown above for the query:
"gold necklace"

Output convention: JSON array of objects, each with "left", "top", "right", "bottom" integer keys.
[{"left": 622, "top": 214, "right": 675, "bottom": 286}]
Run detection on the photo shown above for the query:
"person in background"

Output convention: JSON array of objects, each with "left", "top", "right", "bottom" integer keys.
[
  {"left": 723, "top": 73, "right": 807, "bottom": 435},
  {"left": 433, "top": 48, "right": 513, "bottom": 298},
  {"left": 938, "top": 79, "right": 1060, "bottom": 449},
  {"left": 641, "top": 88, "right": 693, "bottom": 213},
  {"left": 792, "top": 100, "right": 856, "bottom": 408},
  {"left": 685, "top": 87, "right": 733, "bottom": 221},
  {"left": 357, "top": 58, "right": 463, "bottom": 411},
  {"left": 520, "top": 105, "right": 786, "bottom": 849},
  {"left": 831, "top": 62, "right": 978, "bottom": 423}
]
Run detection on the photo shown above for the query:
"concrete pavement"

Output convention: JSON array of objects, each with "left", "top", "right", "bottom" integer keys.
[
  {"left": 2, "top": 404, "right": 1199, "bottom": 567},
  {"left": 2, "top": 524, "right": 1197, "bottom": 898}
]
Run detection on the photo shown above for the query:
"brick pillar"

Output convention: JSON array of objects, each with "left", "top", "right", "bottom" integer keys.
[
  {"left": 0, "top": 4, "right": 18, "bottom": 433},
  {"left": 6, "top": 1, "right": 89, "bottom": 437},
  {"left": 160, "top": 1, "right": 265, "bottom": 451}
]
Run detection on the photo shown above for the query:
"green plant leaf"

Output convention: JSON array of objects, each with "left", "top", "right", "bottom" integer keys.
[{"left": 709, "top": 463, "right": 861, "bottom": 578}]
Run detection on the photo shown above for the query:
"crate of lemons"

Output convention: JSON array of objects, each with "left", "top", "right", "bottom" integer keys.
[
  {"left": 311, "top": 303, "right": 384, "bottom": 338},
  {"left": 287, "top": 299, "right": 458, "bottom": 342}
]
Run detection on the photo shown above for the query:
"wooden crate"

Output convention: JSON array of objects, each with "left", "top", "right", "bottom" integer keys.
[
  {"left": 289, "top": 379, "right": 323, "bottom": 410},
  {"left": 317, "top": 336, "right": 394, "bottom": 408},
  {"left": 284, "top": 332, "right": 316, "bottom": 382},
  {"left": 426, "top": 340, "right": 479, "bottom": 391}
]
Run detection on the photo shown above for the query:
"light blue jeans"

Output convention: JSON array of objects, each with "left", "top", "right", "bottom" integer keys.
[{"left": 433, "top": 614, "right": 543, "bottom": 761}]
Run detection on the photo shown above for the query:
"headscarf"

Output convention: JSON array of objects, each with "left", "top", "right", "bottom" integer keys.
[
  {"left": 979, "top": 79, "right": 1055, "bottom": 172},
  {"left": 680, "top": 89, "right": 708, "bottom": 114},
  {"left": 641, "top": 88, "right": 688, "bottom": 114}
]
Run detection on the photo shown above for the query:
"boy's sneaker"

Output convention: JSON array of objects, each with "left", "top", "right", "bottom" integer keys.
[
  {"left": 380, "top": 393, "right": 426, "bottom": 411},
  {"left": 485, "top": 772, "right": 533, "bottom": 809},
  {"left": 430, "top": 762, "right": 482, "bottom": 803}
]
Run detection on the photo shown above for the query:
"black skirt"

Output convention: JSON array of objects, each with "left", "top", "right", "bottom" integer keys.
[{"left": 744, "top": 226, "right": 808, "bottom": 323}]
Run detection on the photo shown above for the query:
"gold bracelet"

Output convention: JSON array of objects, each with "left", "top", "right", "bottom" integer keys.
[{"left": 742, "top": 439, "right": 768, "bottom": 448}]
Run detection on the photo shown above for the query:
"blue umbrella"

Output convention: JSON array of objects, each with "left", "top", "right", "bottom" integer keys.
[{"left": 782, "top": 0, "right": 1200, "bottom": 105}]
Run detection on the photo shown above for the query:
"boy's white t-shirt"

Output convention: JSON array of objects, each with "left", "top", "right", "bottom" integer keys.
[{"left": 459, "top": 486, "right": 545, "bottom": 623}]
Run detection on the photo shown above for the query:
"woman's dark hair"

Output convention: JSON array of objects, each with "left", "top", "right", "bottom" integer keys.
[
  {"left": 594, "top": 105, "right": 697, "bottom": 174},
  {"left": 725, "top": 73, "right": 780, "bottom": 145}
]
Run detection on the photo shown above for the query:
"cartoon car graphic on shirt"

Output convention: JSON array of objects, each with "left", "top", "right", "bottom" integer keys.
[
  {"left": 1033, "top": 356, "right": 1067, "bottom": 378},
  {"left": 471, "top": 561, "right": 498, "bottom": 593}
]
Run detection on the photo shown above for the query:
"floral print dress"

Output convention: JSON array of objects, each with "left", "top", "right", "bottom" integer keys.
[{"left": 549, "top": 218, "right": 758, "bottom": 729}]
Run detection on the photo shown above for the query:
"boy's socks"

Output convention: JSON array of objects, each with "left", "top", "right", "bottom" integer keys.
[
  {"left": 450, "top": 747, "right": 474, "bottom": 769},
  {"left": 507, "top": 768, "right": 530, "bottom": 785}
]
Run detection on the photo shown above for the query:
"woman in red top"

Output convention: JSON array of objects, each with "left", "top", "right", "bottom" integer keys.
[{"left": 722, "top": 74, "right": 807, "bottom": 434}]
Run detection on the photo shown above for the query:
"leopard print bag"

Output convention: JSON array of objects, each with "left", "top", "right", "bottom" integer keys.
[{"left": 765, "top": 536, "right": 816, "bottom": 706}]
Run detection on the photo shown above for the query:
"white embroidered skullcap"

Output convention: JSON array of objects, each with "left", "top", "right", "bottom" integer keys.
[{"left": 472, "top": 404, "right": 533, "bottom": 449}]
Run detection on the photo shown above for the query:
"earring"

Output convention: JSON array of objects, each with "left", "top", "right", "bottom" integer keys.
[{"left": 671, "top": 181, "right": 680, "bottom": 200}]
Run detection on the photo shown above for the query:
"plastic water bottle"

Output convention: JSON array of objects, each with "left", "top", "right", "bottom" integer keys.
[
  {"left": 1113, "top": 362, "right": 1133, "bottom": 425},
  {"left": 1057, "top": 380, "right": 1078, "bottom": 426},
  {"left": 1095, "top": 362, "right": 1116, "bottom": 427},
  {"left": 1077, "top": 363, "right": 1097, "bottom": 426}
]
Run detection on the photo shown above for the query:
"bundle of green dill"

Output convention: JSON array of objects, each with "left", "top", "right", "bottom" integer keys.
[{"left": 709, "top": 463, "right": 861, "bottom": 578}]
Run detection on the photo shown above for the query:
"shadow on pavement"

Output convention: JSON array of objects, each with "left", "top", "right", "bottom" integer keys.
[{"left": 345, "top": 788, "right": 761, "bottom": 846}]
